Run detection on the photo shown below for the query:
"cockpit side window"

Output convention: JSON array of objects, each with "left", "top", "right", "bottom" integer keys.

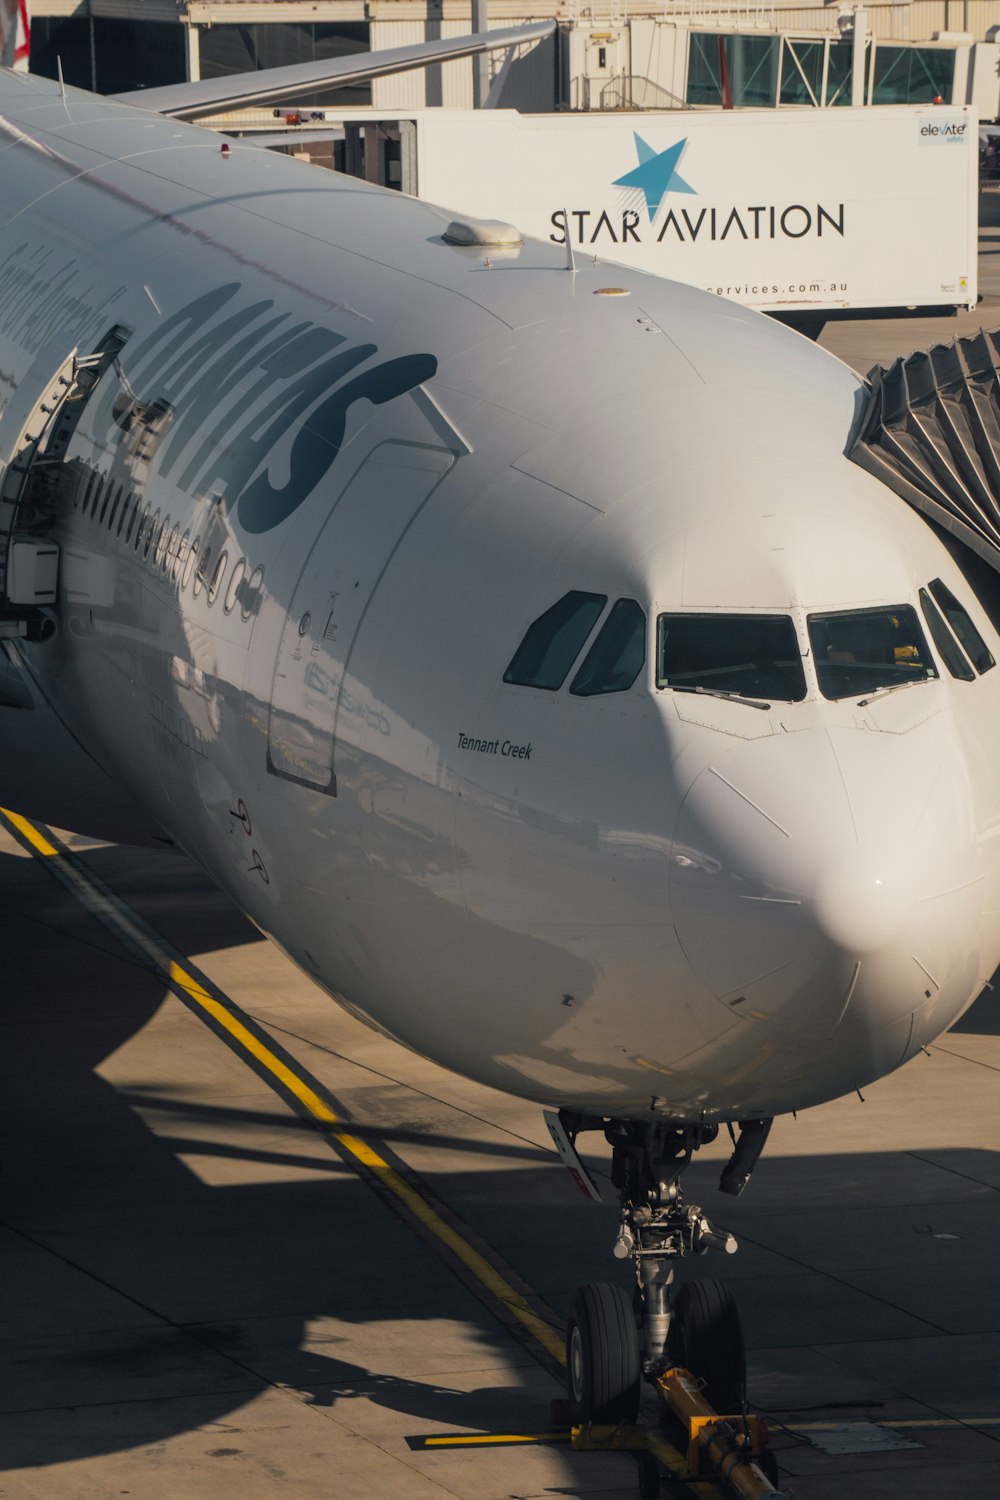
[
  {"left": 570, "top": 599, "right": 646, "bottom": 696},
  {"left": 504, "top": 591, "right": 607, "bottom": 690},
  {"left": 919, "top": 589, "right": 975, "bottom": 681},
  {"left": 808, "top": 605, "right": 937, "bottom": 700},
  {"left": 928, "top": 578, "right": 996, "bottom": 674},
  {"left": 656, "top": 613, "right": 806, "bottom": 701}
]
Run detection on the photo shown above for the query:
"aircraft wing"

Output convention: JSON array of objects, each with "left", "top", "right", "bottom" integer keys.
[{"left": 111, "top": 20, "right": 556, "bottom": 121}]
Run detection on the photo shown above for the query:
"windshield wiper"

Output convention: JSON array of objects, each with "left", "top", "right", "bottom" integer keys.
[
  {"left": 856, "top": 678, "right": 930, "bottom": 707},
  {"left": 669, "top": 685, "right": 772, "bottom": 711}
]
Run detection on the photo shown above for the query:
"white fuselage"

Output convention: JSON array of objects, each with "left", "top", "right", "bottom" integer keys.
[{"left": 3, "top": 70, "right": 1000, "bottom": 1124}]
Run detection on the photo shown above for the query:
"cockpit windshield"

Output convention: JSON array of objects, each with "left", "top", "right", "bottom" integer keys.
[
  {"left": 807, "top": 605, "right": 937, "bottom": 700},
  {"left": 656, "top": 613, "right": 806, "bottom": 702}
]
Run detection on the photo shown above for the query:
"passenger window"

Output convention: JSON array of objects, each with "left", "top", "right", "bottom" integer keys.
[
  {"left": 174, "top": 530, "right": 190, "bottom": 583},
  {"left": 808, "top": 606, "right": 936, "bottom": 700},
  {"left": 504, "top": 590, "right": 607, "bottom": 690},
  {"left": 919, "top": 589, "right": 974, "bottom": 681},
  {"left": 224, "top": 558, "right": 246, "bottom": 615},
  {"left": 571, "top": 599, "right": 646, "bottom": 696},
  {"left": 124, "top": 494, "right": 138, "bottom": 545},
  {"left": 143, "top": 510, "right": 159, "bottom": 559},
  {"left": 193, "top": 544, "right": 211, "bottom": 597},
  {"left": 207, "top": 550, "right": 227, "bottom": 606},
  {"left": 154, "top": 517, "right": 170, "bottom": 569},
  {"left": 134, "top": 503, "right": 151, "bottom": 552},
  {"left": 99, "top": 480, "right": 117, "bottom": 527},
  {"left": 182, "top": 539, "right": 199, "bottom": 592},
  {"left": 241, "top": 564, "right": 264, "bottom": 621},
  {"left": 106, "top": 484, "right": 121, "bottom": 531},
  {"left": 657, "top": 613, "right": 806, "bottom": 701},
  {"left": 79, "top": 469, "right": 98, "bottom": 514},
  {"left": 928, "top": 578, "right": 995, "bottom": 674}
]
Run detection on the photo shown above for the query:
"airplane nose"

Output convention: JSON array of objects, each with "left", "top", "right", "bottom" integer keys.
[
  {"left": 812, "top": 844, "right": 911, "bottom": 956},
  {"left": 669, "top": 725, "right": 983, "bottom": 1053}
]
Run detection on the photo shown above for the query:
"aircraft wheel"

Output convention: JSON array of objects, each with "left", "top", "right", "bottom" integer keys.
[
  {"left": 637, "top": 1450, "right": 661, "bottom": 1498},
  {"left": 757, "top": 1447, "right": 780, "bottom": 1487},
  {"left": 667, "top": 1278, "right": 746, "bottom": 1415},
  {"left": 566, "top": 1282, "right": 641, "bottom": 1425}
]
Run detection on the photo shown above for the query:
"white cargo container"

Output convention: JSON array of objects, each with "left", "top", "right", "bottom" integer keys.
[{"left": 399, "top": 105, "right": 978, "bottom": 328}]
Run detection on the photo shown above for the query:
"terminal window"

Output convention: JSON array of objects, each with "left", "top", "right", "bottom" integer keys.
[
  {"left": 871, "top": 46, "right": 955, "bottom": 106},
  {"left": 687, "top": 33, "right": 779, "bottom": 109},
  {"left": 200, "top": 23, "right": 372, "bottom": 108}
]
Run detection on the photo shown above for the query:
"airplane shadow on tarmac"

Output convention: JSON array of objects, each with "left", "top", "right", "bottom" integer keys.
[
  {"left": 0, "top": 843, "right": 570, "bottom": 1469},
  {"left": 950, "top": 981, "right": 1000, "bottom": 1035},
  {"left": 2, "top": 843, "right": 1000, "bottom": 1471}
]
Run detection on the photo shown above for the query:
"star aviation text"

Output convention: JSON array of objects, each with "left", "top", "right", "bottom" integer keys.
[
  {"left": 549, "top": 132, "right": 845, "bottom": 249},
  {"left": 549, "top": 203, "right": 846, "bottom": 248}
]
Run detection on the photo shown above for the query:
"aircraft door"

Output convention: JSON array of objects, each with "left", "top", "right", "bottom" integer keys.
[
  {"left": 582, "top": 33, "right": 622, "bottom": 108},
  {"left": 268, "top": 439, "right": 455, "bottom": 793},
  {"left": 0, "top": 326, "right": 129, "bottom": 609}
]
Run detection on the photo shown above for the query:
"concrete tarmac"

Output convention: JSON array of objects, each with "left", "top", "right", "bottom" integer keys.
[
  {"left": 3, "top": 828, "right": 1000, "bottom": 1497},
  {"left": 4, "top": 204, "right": 1000, "bottom": 1500},
  {"left": 819, "top": 187, "right": 1000, "bottom": 373}
]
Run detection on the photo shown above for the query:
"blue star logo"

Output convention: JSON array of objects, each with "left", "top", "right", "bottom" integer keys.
[{"left": 613, "top": 134, "right": 696, "bottom": 221}]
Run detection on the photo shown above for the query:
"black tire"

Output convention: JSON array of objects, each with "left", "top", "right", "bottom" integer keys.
[
  {"left": 667, "top": 1278, "right": 746, "bottom": 1415},
  {"left": 566, "top": 1282, "right": 641, "bottom": 1425},
  {"left": 637, "top": 1450, "right": 661, "bottom": 1498},
  {"left": 757, "top": 1447, "right": 780, "bottom": 1487}
]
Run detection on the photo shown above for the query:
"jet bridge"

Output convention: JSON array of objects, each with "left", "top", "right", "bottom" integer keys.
[{"left": 849, "top": 330, "right": 1000, "bottom": 574}]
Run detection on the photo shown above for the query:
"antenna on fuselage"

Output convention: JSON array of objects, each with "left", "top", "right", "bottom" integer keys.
[
  {"left": 56, "top": 57, "right": 69, "bottom": 118},
  {"left": 563, "top": 207, "right": 577, "bottom": 274}
]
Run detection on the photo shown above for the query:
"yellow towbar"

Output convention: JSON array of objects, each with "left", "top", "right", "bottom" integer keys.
[
  {"left": 655, "top": 1367, "right": 791, "bottom": 1497},
  {"left": 569, "top": 1366, "right": 790, "bottom": 1498}
]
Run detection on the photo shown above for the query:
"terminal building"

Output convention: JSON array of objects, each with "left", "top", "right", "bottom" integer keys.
[{"left": 26, "top": 2, "right": 1000, "bottom": 118}]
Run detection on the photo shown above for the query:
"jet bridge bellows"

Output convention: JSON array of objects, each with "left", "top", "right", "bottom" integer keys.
[{"left": 849, "top": 331, "right": 1000, "bottom": 573}]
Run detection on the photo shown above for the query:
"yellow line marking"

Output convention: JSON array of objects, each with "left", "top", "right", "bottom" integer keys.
[
  {"left": 423, "top": 1433, "right": 567, "bottom": 1448},
  {"left": 3, "top": 807, "right": 729, "bottom": 1492},
  {"left": 424, "top": 1415, "right": 1000, "bottom": 1442},
  {"left": 0, "top": 808, "right": 565, "bottom": 1367},
  {"left": 2, "top": 808, "right": 58, "bottom": 857},
  {"left": 166, "top": 962, "right": 339, "bottom": 1125},
  {"left": 330, "top": 1126, "right": 565, "bottom": 1362}
]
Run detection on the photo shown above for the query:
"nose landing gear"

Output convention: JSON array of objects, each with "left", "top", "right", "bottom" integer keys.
[
  {"left": 552, "top": 1106, "right": 788, "bottom": 1496},
  {"left": 549, "top": 1112, "right": 772, "bottom": 1427},
  {"left": 606, "top": 1118, "right": 745, "bottom": 1408}
]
